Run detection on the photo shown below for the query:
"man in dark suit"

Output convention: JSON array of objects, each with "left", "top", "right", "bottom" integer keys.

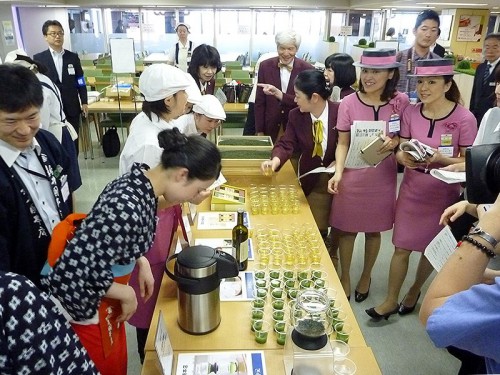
[
  {"left": 470, "top": 33, "right": 500, "bottom": 126},
  {"left": 0, "top": 64, "right": 80, "bottom": 288},
  {"left": 34, "top": 20, "right": 88, "bottom": 153},
  {"left": 431, "top": 28, "right": 446, "bottom": 58},
  {"left": 255, "top": 29, "right": 313, "bottom": 142}
]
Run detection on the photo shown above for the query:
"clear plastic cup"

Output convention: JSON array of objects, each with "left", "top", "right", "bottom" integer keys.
[
  {"left": 333, "top": 357, "right": 357, "bottom": 375},
  {"left": 254, "top": 320, "right": 271, "bottom": 344}
]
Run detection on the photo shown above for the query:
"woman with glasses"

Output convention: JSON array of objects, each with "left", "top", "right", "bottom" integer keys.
[{"left": 187, "top": 44, "right": 222, "bottom": 95}]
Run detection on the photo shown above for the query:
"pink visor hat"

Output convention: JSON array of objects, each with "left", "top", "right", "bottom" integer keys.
[
  {"left": 353, "top": 48, "right": 402, "bottom": 69},
  {"left": 409, "top": 59, "right": 456, "bottom": 76}
]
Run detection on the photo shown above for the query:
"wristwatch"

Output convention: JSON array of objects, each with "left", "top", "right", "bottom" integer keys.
[{"left": 469, "top": 226, "right": 499, "bottom": 249}]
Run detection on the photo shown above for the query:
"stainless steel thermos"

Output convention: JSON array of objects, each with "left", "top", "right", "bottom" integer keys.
[{"left": 165, "top": 245, "right": 239, "bottom": 334}]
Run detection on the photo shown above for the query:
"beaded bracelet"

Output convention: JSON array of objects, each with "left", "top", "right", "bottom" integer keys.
[{"left": 460, "top": 235, "right": 496, "bottom": 259}]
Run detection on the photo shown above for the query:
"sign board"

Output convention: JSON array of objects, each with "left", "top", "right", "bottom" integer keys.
[
  {"left": 155, "top": 311, "right": 173, "bottom": 375},
  {"left": 339, "top": 26, "right": 353, "bottom": 36},
  {"left": 109, "top": 38, "right": 135, "bottom": 74}
]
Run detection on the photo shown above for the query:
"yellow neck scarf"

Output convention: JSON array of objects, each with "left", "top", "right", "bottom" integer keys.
[{"left": 312, "top": 119, "right": 323, "bottom": 158}]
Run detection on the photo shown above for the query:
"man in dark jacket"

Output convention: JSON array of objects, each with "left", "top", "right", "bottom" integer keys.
[
  {"left": 470, "top": 33, "right": 500, "bottom": 126},
  {"left": 0, "top": 64, "right": 80, "bottom": 287},
  {"left": 34, "top": 19, "right": 88, "bottom": 153}
]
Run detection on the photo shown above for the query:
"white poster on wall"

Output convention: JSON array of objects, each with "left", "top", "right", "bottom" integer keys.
[{"left": 109, "top": 38, "right": 136, "bottom": 73}]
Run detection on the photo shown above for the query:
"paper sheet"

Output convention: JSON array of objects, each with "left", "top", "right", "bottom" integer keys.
[
  {"left": 424, "top": 226, "right": 457, "bottom": 272},
  {"left": 345, "top": 121, "right": 386, "bottom": 168},
  {"left": 197, "top": 211, "right": 251, "bottom": 230},
  {"left": 430, "top": 169, "right": 466, "bottom": 184},
  {"left": 176, "top": 351, "right": 266, "bottom": 375},
  {"left": 220, "top": 271, "right": 256, "bottom": 301},
  {"left": 298, "top": 165, "right": 335, "bottom": 179}
]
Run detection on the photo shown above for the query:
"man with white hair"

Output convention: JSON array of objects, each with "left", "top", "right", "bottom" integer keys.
[{"left": 255, "top": 29, "right": 312, "bottom": 142}]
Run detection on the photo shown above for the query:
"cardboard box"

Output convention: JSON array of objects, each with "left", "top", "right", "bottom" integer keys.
[
  {"left": 217, "top": 135, "right": 273, "bottom": 176},
  {"left": 211, "top": 184, "right": 246, "bottom": 211},
  {"left": 104, "top": 83, "right": 138, "bottom": 100}
]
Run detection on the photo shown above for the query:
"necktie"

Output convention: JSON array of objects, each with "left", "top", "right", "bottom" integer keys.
[
  {"left": 16, "top": 152, "right": 28, "bottom": 168},
  {"left": 483, "top": 63, "right": 491, "bottom": 86},
  {"left": 278, "top": 62, "right": 292, "bottom": 72},
  {"left": 312, "top": 120, "right": 323, "bottom": 158}
]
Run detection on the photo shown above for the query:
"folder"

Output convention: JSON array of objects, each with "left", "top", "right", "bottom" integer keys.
[{"left": 359, "top": 135, "right": 392, "bottom": 166}]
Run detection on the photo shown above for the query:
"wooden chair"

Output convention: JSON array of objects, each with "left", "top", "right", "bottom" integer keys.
[
  {"left": 228, "top": 70, "right": 250, "bottom": 80},
  {"left": 81, "top": 59, "right": 95, "bottom": 67},
  {"left": 224, "top": 61, "right": 242, "bottom": 68}
]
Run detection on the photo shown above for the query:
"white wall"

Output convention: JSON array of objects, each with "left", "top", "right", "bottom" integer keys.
[
  {"left": 0, "top": 4, "right": 17, "bottom": 61},
  {"left": 17, "top": 7, "right": 70, "bottom": 57}
]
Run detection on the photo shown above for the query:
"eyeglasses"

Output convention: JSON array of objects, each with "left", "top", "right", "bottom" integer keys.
[{"left": 46, "top": 32, "right": 64, "bottom": 37}]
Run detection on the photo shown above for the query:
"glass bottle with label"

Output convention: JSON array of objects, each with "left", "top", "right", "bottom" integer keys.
[{"left": 232, "top": 209, "right": 248, "bottom": 271}]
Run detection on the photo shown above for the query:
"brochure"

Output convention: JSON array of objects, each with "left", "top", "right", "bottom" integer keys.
[
  {"left": 155, "top": 311, "right": 173, "bottom": 375},
  {"left": 429, "top": 169, "right": 466, "bottom": 184},
  {"left": 399, "top": 139, "right": 435, "bottom": 162},
  {"left": 197, "top": 211, "right": 251, "bottom": 230},
  {"left": 220, "top": 271, "right": 256, "bottom": 301},
  {"left": 175, "top": 351, "right": 266, "bottom": 375},
  {"left": 345, "top": 120, "right": 386, "bottom": 168},
  {"left": 424, "top": 226, "right": 457, "bottom": 271},
  {"left": 298, "top": 165, "right": 335, "bottom": 179},
  {"left": 207, "top": 173, "right": 227, "bottom": 191}
]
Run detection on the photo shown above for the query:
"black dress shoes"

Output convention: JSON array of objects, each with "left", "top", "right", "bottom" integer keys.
[
  {"left": 354, "top": 279, "right": 371, "bottom": 303},
  {"left": 365, "top": 306, "right": 399, "bottom": 321},
  {"left": 398, "top": 292, "right": 421, "bottom": 315}
]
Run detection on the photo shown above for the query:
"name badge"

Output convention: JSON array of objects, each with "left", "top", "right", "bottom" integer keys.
[
  {"left": 60, "top": 176, "right": 70, "bottom": 201},
  {"left": 438, "top": 146, "right": 454, "bottom": 157},
  {"left": 388, "top": 114, "right": 400, "bottom": 133},
  {"left": 489, "top": 82, "right": 496, "bottom": 87},
  {"left": 441, "top": 133, "right": 452, "bottom": 146},
  {"left": 68, "top": 64, "right": 75, "bottom": 75}
]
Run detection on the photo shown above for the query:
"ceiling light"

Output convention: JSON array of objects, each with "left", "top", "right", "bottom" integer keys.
[
  {"left": 416, "top": 2, "right": 488, "bottom": 5},
  {"left": 382, "top": 5, "right": 435, "bottom": 8}
]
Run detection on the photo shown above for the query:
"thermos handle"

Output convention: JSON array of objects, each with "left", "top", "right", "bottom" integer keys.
[{"left": 165, "top": 253, "right": 199, "bottom": 285}]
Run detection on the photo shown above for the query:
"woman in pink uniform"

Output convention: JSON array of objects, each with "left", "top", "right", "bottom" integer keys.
[
  {"left": 328, "top": 49, "right": 409, "bottom": 302},
  {"left": 367, "top": 59, "right": 477, "bottom": 320}
]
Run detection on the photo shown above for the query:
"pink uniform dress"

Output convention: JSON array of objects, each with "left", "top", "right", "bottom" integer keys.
[
  {"left": 393, "top": 103, "right": 477, "bottom": 251},
  {"left": 128, "top": 205, "right": 180, "bottom": 328},
  {"left": 330, "top": 92, "right": 409, "bottom": 232}
]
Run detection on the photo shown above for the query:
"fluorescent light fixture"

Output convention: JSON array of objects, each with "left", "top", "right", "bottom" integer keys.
[
  {"left": 354, "top": 8, "right": 382, "bottom": 10},
  {"left": 382, "top": 5, "right": 435, "bottom": 8},
  {"left": 416, "top": 2, "right": 487, "bottom": 5},
  {"left": 38, "top": 4, "right": 80, "bottom": 7}
]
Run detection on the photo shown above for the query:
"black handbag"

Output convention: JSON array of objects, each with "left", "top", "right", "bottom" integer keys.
[
  {"left": 237, "top": 83, "right": 253, "bottom": 103},
  {"left": 102, "top": 127, "right": 120, "bottom": 157},
  {"left": 222, "top": 84, "right": 237, "bottom": 103}
]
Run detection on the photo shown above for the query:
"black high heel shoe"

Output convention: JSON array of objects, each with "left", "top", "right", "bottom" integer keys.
[
  {"left": 354, "top": 278, "right": 371, "bottom": 303},
  {"left": 365, "top": 306, "right": 399, "bottom": 321},
  {"left": 398, "top": 292, "right": 421, "bottom": 316}
]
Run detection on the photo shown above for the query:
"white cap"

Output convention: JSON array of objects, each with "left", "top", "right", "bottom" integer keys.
[
  {"left": 175, "top": 22, "right": 190, "bottom": 32},
  {"left": 4, "top": 49, "right": 29, "bottom": 63},
  {"left": 185, "top": 73, "right": 203, "bottom": 105},
  {"left": 193, "top": 95, "right": 226, "bottom": 121},
  {"left": 4, "top": 49, "right": 37, "bottom": 70},
  {"left": 139, "top": 64, "right": 193, "bottom": 102}
]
